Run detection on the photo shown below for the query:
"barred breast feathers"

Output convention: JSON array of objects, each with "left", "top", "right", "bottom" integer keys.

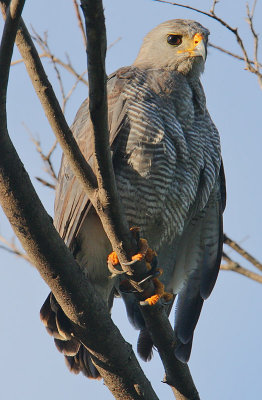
[{"left": 111, "top": 67, "right": 221, "bottom": 247}]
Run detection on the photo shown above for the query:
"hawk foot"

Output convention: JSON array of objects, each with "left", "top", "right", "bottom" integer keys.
[
  {"left": 107, "top": 227, "right": 157, "bottom": 274},
  {"left": 145, "top": 277, "right": 174, "bottom": 306}
]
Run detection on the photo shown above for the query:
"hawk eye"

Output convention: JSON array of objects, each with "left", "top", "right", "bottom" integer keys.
[{"left": 167, "top": 34, "right": 182, "bottom": 46}]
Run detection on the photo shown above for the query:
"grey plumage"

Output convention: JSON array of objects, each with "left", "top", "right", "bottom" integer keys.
[{"left": 40, "top": 19, "right": 226, "bottom": 377}]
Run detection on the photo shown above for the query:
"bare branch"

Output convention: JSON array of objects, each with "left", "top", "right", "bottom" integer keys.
[
  {"left": 35, "top": 177, "right": 56, "bottom": 190},
  {"left": 23, "top": 121, "right": 58, "bottom": 184},
  {"left": 62, "top": 70, "right": 86, "bottom": 112},
  {"left": 221, "top": 253, "right": 262, "bottom": 284},
  {"left": 140, "top": 301, "right": 200, "bottom": 400},
  {"left": 42, "top": 52, "right": 88, "bottom": 86},
  {"left": 223, "top": 234, "right": 262, "bottom": 273},
  {"left": 11, "top": 34, "right": 120, "bottom": 87},
  {"left": 0, "top": 234, "right": 32, "bottom": 263},
  {"left": 80, "top": 0, "right": 138, "bottom": 263},
  {"left": 31, "top": 28, "right": 67, "bottom": 107},
  {"left": 153, "top": 0, "right": 238, "bottom": 33},
  {"left": 210, "top": 0, "right": 219, "bottom": 15},
  {"left": 28, "top": 134, "right": 58, "bottom": 182},
  {"left": 209, "top": 42, "right": 262, "bottom": 69},
  {"left": 0, "top": 2, "right": 160, "bottom": 398},
  {"left": 250, "top": 0, "right": 258, "bottom": 18},
  {"left": 72, "top": 0, "right": 87, "bottom": 47},
  {"left": 11, "top": 54, "right": 46, "bottom": 65},
  {"left": 107, "top": 36, "right": 122, "bottom": 51},
  {"left": 246, "top": 1, "right": 261, "bottom": 85},
  {"left": 46, "top": 139, "right": 58, "bottom": 160}
]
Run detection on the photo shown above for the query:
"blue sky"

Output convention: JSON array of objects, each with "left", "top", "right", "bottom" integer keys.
[{"left": 0, "top": 1, "right": 262, "bottom": 399}]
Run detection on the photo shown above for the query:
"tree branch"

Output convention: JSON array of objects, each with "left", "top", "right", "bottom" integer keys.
[
  {"left": 140, "top": 302, "right": 200, "bottom": 400},
  {"left": 80, "top": 0, "right": 137, "bottom": 263},
  {"left": 0, "top": 234, "right": 32, "bottom": 264},
  {"left": 72, "top": 0, "right": 87, "bottom": 48},
  {"left": 208, "top": 42, "right": 262, "bottom": 69},
  {"left": 221, "top": 253, "right": 262, "bottom": 284},
  {"left": 0, "top": 3, "right": 159, "bottom": 399},
  {"left": 223, "top": 234, "right": 262, "bottom": 273}
]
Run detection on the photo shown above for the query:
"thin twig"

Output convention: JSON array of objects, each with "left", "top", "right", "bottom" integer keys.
[
  {"left": 43, "top": 52, "right": 88, "bottom": 85},
  {"left": 210, "top": 0, "right": 219, "bottom": 14},
  {"left": 11, "top": 52, "right": 89, "bottom": 85},
  {"left": 0, "top": 234, "right": 32, "bottom": 263},
  {"left": 35, "top": 177, "right": 56, "bottom": 189},
  {"left": 246, "top": 1, "right": 260, "bottom": 81},
  {"left": 209, "top": 42, "right": 262, "bottom": 69},
  {"left": 250, "top": 0, "right": 257, "bottom": 18},
  {"left": 62, "top": 70, "right": 86, "bottom": 112},
  {"left": 24, "top": 124, "right": 58, "bottom": 183},
  {"left": 72, "top": 0, "right": 87, "bottom": 47},
  {"left": 153, "top": 0, "right": 238, "bottom": 33},
  {"left": 46, "top": 139, "right": 58, "bottom": 160},
  {"left": 221, "top": 252, "right": 262, "bottom": 284},
  {"left": 223, "top": 234, "right": 262, "bottom": 273},
  {"left": 12, "top": 35, "right": 121, "bottom": 86},
  {"left": 11, "top": 54, "right": 45, "bottom": 65},
  {"left": 107, "top": 36, "right": 122, "bottom": 51},
  {"left": 31, "top": 28, "right": 67, "bottom": 105}
]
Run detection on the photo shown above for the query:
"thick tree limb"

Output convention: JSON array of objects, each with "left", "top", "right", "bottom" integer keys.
[
  {"left": 140, "top": 302, "right": 200, "bottom": 400},
  {"left": 80, "top": 0, "right": 137, "bottom": 263},
  {"left": 0, "top": 3, "right": 159, "bottom": 399}
]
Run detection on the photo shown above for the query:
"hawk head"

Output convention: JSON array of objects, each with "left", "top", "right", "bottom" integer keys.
[{"left": 134, "top": 19, "right": 210, "bottom": 77}]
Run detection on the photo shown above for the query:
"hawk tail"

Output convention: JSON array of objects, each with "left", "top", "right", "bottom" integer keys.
[
  {"left": 40, "top": 292, "right": 100, "bottom": 379},
  {"left": 137, "top": 329, "right": 153, "bottom": 361}
]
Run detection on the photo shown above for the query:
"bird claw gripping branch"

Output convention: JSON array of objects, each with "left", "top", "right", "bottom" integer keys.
[{"left": 107, "top": 227, "right": 174, "bottom": 305}]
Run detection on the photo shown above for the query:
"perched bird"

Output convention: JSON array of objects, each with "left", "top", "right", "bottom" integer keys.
[{"left": 40, "top": 19, "right": 226, "bottom": 378}]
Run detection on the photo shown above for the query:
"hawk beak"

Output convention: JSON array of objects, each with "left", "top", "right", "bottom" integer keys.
[
  {"left": 192, "top": 33, "right": 206, "bottom": 60},
  {"left": 178, "top": 33, "right": 206, "bottom": 60}
]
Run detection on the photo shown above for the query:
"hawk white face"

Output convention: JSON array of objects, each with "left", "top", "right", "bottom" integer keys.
[{"left": 134, "top": 19, "right": 209, "bottom": 76}]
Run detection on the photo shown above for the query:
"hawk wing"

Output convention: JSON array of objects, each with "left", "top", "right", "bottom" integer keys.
[
  {"left": 174, "top": 163, "right": 226, "bottom": 362},
  {"left": 54, "top": 67, "right": 131, "bottom": 248}
]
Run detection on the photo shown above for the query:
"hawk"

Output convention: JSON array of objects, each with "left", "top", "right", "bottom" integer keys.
[{"left": 40, "top": 19, "right": 226, "bottom": 378}]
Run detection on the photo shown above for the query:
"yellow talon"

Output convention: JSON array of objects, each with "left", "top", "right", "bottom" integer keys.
[
  {"left": 108, "top": 229, "right": 173, "bottom": 304},
  {"left": 145, "top": 294, "right": 161, "bottom": 305},
  {"left": 145, "top": 277, "right": 174, "bottom": 305},
  {"left": 108, "top": 251, "right": 119, "bottom": 266},
  {"left": 132, "top": 253, "right": 144, "bottom": 262}
]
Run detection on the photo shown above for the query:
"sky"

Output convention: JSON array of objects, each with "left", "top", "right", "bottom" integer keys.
[{"left": 0, "top": 0, "right": 262, "bottom": 399}]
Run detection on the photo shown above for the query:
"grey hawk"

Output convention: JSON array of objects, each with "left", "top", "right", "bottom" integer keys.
[{"left": 40, "top": 19, "right": 226, "bottom": 378}]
